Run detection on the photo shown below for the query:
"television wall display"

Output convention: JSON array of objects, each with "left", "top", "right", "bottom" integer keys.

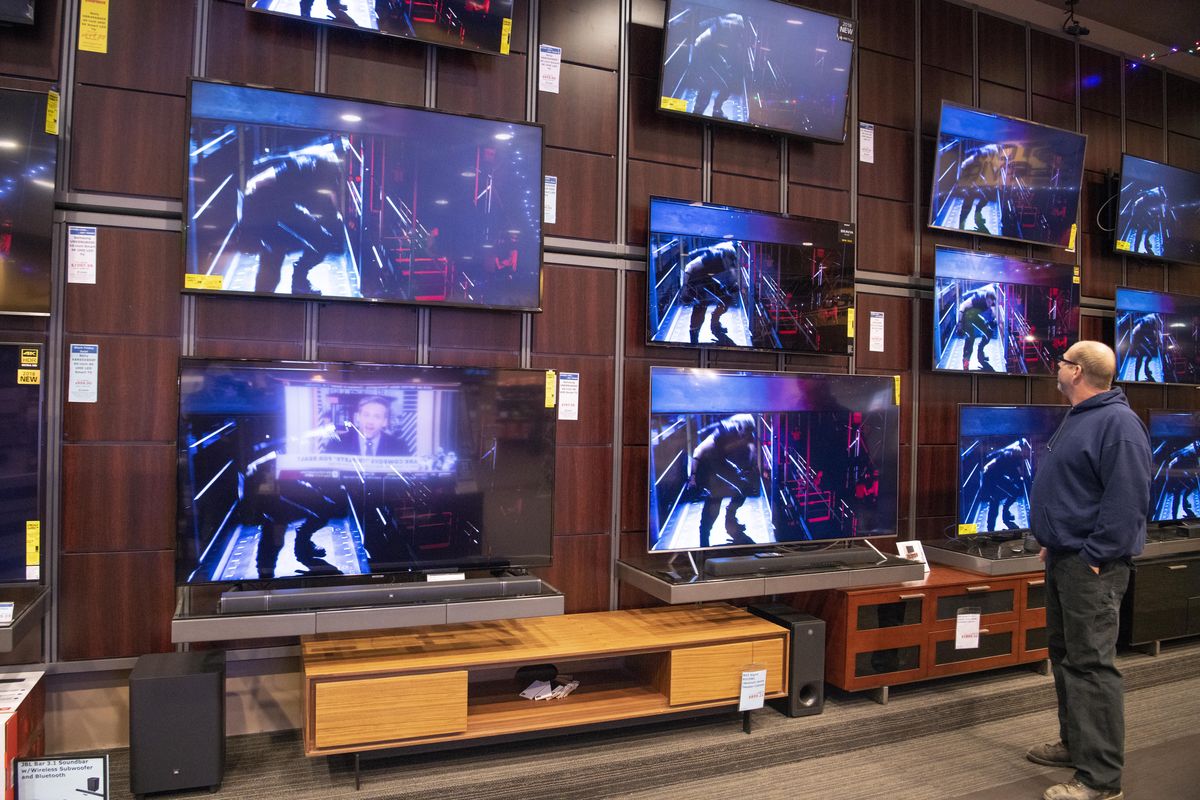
[
  {"left": 1115, "top": 287, "right": 1200, "bottom": 385},
  {"left": 1114, "top": 154, "right": 1200, "bottom": 266},
  {"left": 929, "top": 102, "right": 1087, "bottom": 249},
  {"left": 1149, "top": 411, "right": 1200, "bottom": 524},
  {"left": 177, "top": 359, "right": 556, "bottom": 584},
  {"left": 185, "top": 80, "right": 543, "bottom": 311},
  {"left": 0, "top": 344, "right": 43, "bottom": 583},
  {"left": 657, "top": 0, "right": 855, "bottom": 142},
  {"left": 648, "top": 368, "right": 899, "bottom": 552},
  {"left": 0, "top": 0, "right": 34, "bottom": 25},
  {"left": 646, "top": 197, "right": 854, "bottom": 353},
  {"left": 0, "top": 87, "right": 57, "bottom": 315},
  {"left": 245, "top": 0, "right": 515, "bottom": 56},
  {"left": 933, "top": 246, "right": 1078, "bottom": 375},
  {"left": 957, "top": 404, "right": 1068, "bottom": 536}
]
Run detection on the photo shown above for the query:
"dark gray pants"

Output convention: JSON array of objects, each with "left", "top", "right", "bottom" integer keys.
[{"left": 1045, "top": 552, "right": 1131, "bottom": 792}]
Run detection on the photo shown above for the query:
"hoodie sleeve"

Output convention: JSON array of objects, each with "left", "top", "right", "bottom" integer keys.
[{"left": 1085, "top": 431, "right": 1151, "bottom": 567}]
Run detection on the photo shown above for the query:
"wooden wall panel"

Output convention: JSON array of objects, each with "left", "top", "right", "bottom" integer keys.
[
  {"left": 59, "top": 552, "right": 174, "bottom": 661},
  {"left": 326, "top": 29, "right": 426, "bottom": 106},
  {"left": 711, "top": 173, "right": 778, "bottom": 213},
  {"left": 436, "top": 50, "right": 527, "bottom": 120},
  {"left": 1031, "top": 30, "right": 1076, "bottom": 103},
  {"left": 75, "top": 0, "right": 194, "bottom": 96},
  {"left": 64, "top": 228, "right": 182, "bottom": 337},
  {"left": 316, "top": 302, "right": 419, "bottom": 364},
  {"left": 1080, "top": 47, "right": 1121, "bottom": 116},
  {"left": 789, "top": 137, "right": 850, "bottom": 191},
  {"left": 538, "top": 63, "right": 618, "bottom": 155},
  {"left": 1125, "top": 122, "right": 1164, "bottom": 161},
  {"left": 854, "top": 293, "right": 911, "bottom": 372},
  {"left": 977, "top": 376, "right": 1028, "bottom": 405},
  {"left": 623, "top": 272, "right": 700, "bottom": 362},
  {"left": 1166, "top": 74, "right": 1200, "bottom": 138},
  {"left": 712, "top": 128, "right": 780, "bottom": 181},
  {"left": 70, "top": 86, "right": 186, "bottom": 198},
  {"left": 626, "top": 160, "right": 702, "bottom": 245},
  {"left": 206, "top": 1, "right": 317, "bottom": 91},
  {"left": 706, "top": 350, "right": 778, "bottom": 371},
  {"left": 0, "top": 0, "right": 62, "bottom": 81},
  {"left": 978, "top": 15, "right": 1026, "bottom": 91},
  {"left": 858, "top": 125, "right": 913, "bottom": 202},
  {"left": 627, "top": 76, "right": 703, "bottom": 167},
  {"left": 530, "top": 355, "right": 614, "bottom": 447},
  {"left": 857, "top": 197, "right": 913, "bottom": 275},
  {"left": 1126, "top": 257, "right": 1165, "bottom": 291},
  {"left": 787, "top": 184, "right": 850, "bottom": 224},
  {"left": 61, "top": 444, "right": 176, "bottom": 552},
  {"left": 533, "top": 265, "right": 616, "bottom": 356},
  {"left": 1031, "top": 94, "right": 1075, "bottom": 132},
  {"left": 1169, "top": 133, "right": 1200, "bottom": 172},
  {"left": 429, "top": 307, "right": 520, "bottom": 351},
  {"left": 552, "top": 446, "right": 612, "bottom": 535},
  {"left": 627, "top": 11, "right": 663, "bottom": 80},
  {"left": 921, "top": 67, "right": 972, "bottom": 136},
  {"left": 1081, "top": 225, "right": 1121, "bottom": 301},
  {"left": 539, "top": 0, "right": 619, "bottom": 70},
  {"left": 1169, "top": 262, "right": 1200, "bottom": 297},
  {"left": 921, "top": 0, "right": 972, "bottom": 76},
  {"left": 979, "top": 81, "right": 1026, "bottom": 120},
  {"left": 61, "top": 336, "right": 179, "bottom": 443},
  {"left": 1124, "top": 64, "right": 1164, "bottom": 127},
  {"left": 543, "top": 148, "right": 618, "bottom": 242},
  {"left": 918, "top": 371, "right": 972, "bottom": 445},
  {"left": 533, "top": 533, "right": 610, "bottom": 614},
  {"left": 1083, "top": 111, "right": 1121, "bottom": 174},
  {"left": 858, "top": 0, "right": 915, "bottom": 60},
  {"left": 194, "top": 296, "right": 305, "bottom": 360},
  {"left": 620, "top": 446, "right": 647, "bottom": 532},
  {"left": 914, "top": 444, "right": 957, "bottom": 518},
  {"left": 859, "top": 51, "right": 915, "bottom": 131}
]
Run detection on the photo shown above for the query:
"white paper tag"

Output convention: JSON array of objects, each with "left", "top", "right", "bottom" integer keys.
[
  {"left": 869, "top": 310, "right": 885, "bottom": 352},
  {"left": 558, "top": 372, "right": 579, "bottom": 421},
  {"left": 538, "top": 44, "right": 562, "bottom": 93},
  {"left": 68, "top": 344, "right": 100, "bottom": 403},
  {"left": 955, "top": 609, "right": 981, "bottom": 650},
  {"left": 738, "top": 667, "right": 767, "bottom": 711},
  {"left": 67, "top": 226, "right": 98, "bottom": 284},
  {"left": 0, "top": 603, "right": 13, "bottom": 625},
  {"left": 426, "top": 572, "right": 466, "bottom": 582},
  {"left": 858, "top": 121, "right": 875, "bottom": 164},
  {"left": 543, "top": 175, "right": 558, "bottom": 224}
]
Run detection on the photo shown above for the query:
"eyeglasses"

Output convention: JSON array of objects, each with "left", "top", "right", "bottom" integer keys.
[{"left": 1058, "top": 358, "right": 1080, "bottom": 368}]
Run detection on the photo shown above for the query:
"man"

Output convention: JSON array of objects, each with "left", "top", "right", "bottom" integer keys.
[
  {"left": 325, "top": 395, "right": 406, "bottom": 457},
  {"left": 978, "top": 437, "right": 1032, "bottom": 532},
  {"left": 949, "top": 142, "right": 1010, "bottom": 234},
  {"left": 683, "top": 13, "right": 750, "bottom": 119},
  {"left": 1026, "top": 341, "right": 1151, "bottom": 800},
  {"left": 680, "top": 240, "right": 740, "bottom": 345},
  {"left": 687, "top": 413, "right": 757, "bottom": 547},
  {"left": 1125, "top": 313, "right": 1161, "bottom": 382},
  {"left": 957, "top": 284, "right": 999, "bottom": 371}
]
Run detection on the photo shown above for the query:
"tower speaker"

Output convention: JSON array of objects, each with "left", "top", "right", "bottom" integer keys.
[
  {"left": 129, "top": 650, "right": 225, "bottom": 797},
  {"left": 747, "top": 603, "right": 825, "bottom": 717}
]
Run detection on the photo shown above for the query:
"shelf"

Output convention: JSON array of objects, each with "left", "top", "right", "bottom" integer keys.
[
  {"left": 0, "top": 586, "right": 48, "bottom": 653},
  {"left": 923, "top": 535, "right": 1200, "bottom": 576}
]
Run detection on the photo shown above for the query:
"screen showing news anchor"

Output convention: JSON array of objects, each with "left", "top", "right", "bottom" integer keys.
[
  {"left": 1114, "top": 154, "right": 1200, "bottom": 266},
  {"left": 1115, "top": 287, "right": 1200, "bottom": 385}
]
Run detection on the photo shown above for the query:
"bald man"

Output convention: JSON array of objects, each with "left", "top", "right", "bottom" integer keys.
[{"left": 1026, "top": 341, "right": 1150, "bottom": 800}]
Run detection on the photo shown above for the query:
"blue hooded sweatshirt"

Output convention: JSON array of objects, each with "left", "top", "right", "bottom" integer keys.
[{"left": 1029, "top": 387, "right": 1150, "bottom": 567}]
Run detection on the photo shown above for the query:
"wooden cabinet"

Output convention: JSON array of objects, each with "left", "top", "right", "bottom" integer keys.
[
  {"left": 1121, "top": 552, "right": 1200, "bottom": 648},
  {"left": 796, "top": 566, "right": 1046, "bottom": 694},
  {"left": 301, "top": 605, "right": 789, "bottom": 757}
]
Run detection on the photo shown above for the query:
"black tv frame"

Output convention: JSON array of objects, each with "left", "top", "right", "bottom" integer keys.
[
  {"left": 1113, "top": 153, "right": 1200, "bottom": 268},
  {"left": 1114, "top": 286, "right": 1200, "bottom": 387}
]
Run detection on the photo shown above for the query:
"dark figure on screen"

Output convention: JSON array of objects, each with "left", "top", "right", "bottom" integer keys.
[
  {"left": 243, "top": 452, "right": 340, "bottom": 580},
  {"left": 978, "top": 438, "right": 1032, "bottom": 531},
  {"left": 1164, "top": 439, "right": 1200, "bottom": 519},
  {"left": 957, "top": 285, "right": 999, "bottom": 371},
  {"left": 949, "top": 143, "right": 1010, "bottom": 234},
  {"left": 1126, "top": 185, "right": 1173, "bottom": 256},
  {"left": 683, "top": 13, "right": 750, "bottom": 119},
  {"left": 1127, "top": 313, "right": 1162, "bottom": 382},
  {"left": 688, "top": 414, "right": 757, "bottom": 547},
  {"left": 680, "top": 241, "right": 739, "bottom": 345},
  {"left": 299, "top": 0, "right": 346, "bottom": 18}
]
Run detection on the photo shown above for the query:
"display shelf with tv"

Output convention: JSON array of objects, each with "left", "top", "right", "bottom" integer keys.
[
  {"left": 928, "top": 102, "right": 1086, "bottom": 249},
  {"left": 648, "top": 367, "right": 899, "bottom": 554},
  {"left": 932, "top": 246, "right": 1079, "bottom": 375},
  {"left": 184, "top": 79, "right": 543, "bottom": 311},
  {"left": 245, "top": 0, "right": 515, "bottom": 56},
  {"left": 1114, "top": 154, "right": 1200, "bottom": 266},
  {"left": 0, "top": 343, "right": 43, "bottom": 585},
  {"left": 176, "top": 359, "right": 556, "bottom": 586},
  {"left": 1115, "top": 287, "right": 1200, "bottom": 385},
  {"left": 646, "top": 196, "right": 854, "bottom": 354},
  {"left": 657, "top": 0, "right": 855, "bottom": 142},
  {"left": 0, "top": 87, "right": 56, "bottom": 316}
]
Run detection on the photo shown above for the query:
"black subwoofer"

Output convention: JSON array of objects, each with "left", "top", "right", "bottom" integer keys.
[{"left": 747, "top": 603, "right": 825, "bottom": 717}]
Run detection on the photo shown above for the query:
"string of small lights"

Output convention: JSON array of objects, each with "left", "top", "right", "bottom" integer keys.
[{"left": 1137, "top": 41, "right": 1200, "bottom": 63}]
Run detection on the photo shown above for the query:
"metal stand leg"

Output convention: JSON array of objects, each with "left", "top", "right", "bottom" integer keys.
[
  {"left": 868, "top": 685, "right": 889, "bottom": 705},
  {"left": 354, "top": 753, "right": 361, "bottom": 791},
  {"left": 687, "top": 551, "right": 700, "bottom": 576},
  {"left": 742, "top": 710, "right": 752, "bottom": 734}
]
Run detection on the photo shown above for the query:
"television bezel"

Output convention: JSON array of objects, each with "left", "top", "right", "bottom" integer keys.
[
  {"left": 1113, "top": 286, "right": 1200, "bottom": 387},
  {"left": 0, "top": 341, "right": 44, "bottom": 585},
  {"left": 927, "top": 100, "right": 1088, "bottom": 250},
  {"left": 1113, "top": 153, "right": 1200, "bottom": 268},
  {"left": 0, "top": 85, "right": 56, "bottom": 317},
  {"left": 655, "top": 0, "right": 856, "bottom": 144},
  {"left": 181, "top": 77, "right": 546, "bottom": 314},
  {"left": 644, "top": 195, "right": 855, "bottom": 356},
  {"left": 646, "top": 365, "right": 902, "bottom": 554},
  {"left": 174, "top": 356, "right": 558, "bottom": 587}
]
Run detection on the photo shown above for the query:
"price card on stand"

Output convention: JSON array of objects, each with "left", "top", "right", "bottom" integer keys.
[{"left": 955, "top": 607, "right": 981, "bottom": 649}]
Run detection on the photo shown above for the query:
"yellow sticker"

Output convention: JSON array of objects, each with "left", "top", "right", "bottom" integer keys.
[
  {"left": 1066, "top": 223, "right": 1077, "bottom": 253},
  {"left": 846, "top": 307, "right": 856, "bottom": 338},
  {"left": 500, "top": 18, "right": 512, "bottom": 55},
  {"left": 17, "top": 370, "right": 40, "bottom": 386},
  {"left": 1115, "top": 239, "right": 1131, "bottom": 252},
  {"left": 957, "top": 523, "right": 978, "bottom": 537},
  {"left": 203, "top": 274, "right": 224, "bottom": 290},
  {"left": 186, "top": 273, "right": 225, "bottom": 290},
  {"left": 660, "top": 96, "right": 688, "bottom": 112},
  {"left": 78, "top": 0, "right": 110, "bottom": 54},
  {"left": 545, "top": 370, "right": 557, "bottom": 408},
  {"left": 19, "top": 348, "right": 38, "bottom": 368},
  {"left": 45, "top": 90, "right": 59, "bottom": 135},
  {"left": 25, "top": 521, "right": 40, "bottom": 566},
  {"left": 893, "top": 375, "right": 901, "bottom": 405}
]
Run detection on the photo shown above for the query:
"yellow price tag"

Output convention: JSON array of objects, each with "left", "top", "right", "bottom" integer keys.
[
  {"left": 660, "top": 96, "right": 688, "bottom": 112},
  {"left": 17, "top": 370, "right": 40, "bottom": 386},
  {"left": 203, "top": 274, "right": 224, "bottom": 290},
  {"left": 500, "top": 18, "right": 512, "bottom": 55},
  {"left": 78, "top": 0, "right": 110, "bottom": 54},
  {"left": 1115, "top": 239, "right": 1131, "bottom": 252},
  {"left": 846, "top": 307, "right": 855, "bottom": 338},
  {"left": 1066, "top": 223, "right": 1077, "bottom": 253},
  {"left": 46, "top": 90, "right": 60, "bottom": 135},
  {"left": 19, "top": 348, "right": 38, "bottom": 368},
  {"left": 893, "top": 375, "right": 901, "bottom": 405},
  {"left": 545, "top": 370, "right": 557, "bottom": 408},
  {"left": 957, "top": 523, "right": 978, "bottom": 537},
  {"left": 25, "top": 521, "right": 40, "bottom": 566},
  {"left": 186, "top": 274, "right": 224, "bottom": 290}
]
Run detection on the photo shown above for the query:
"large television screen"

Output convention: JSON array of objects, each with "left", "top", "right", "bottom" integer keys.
[
  {"left": 177, "top": 359, "right": 556, "bottom": 584},
  {"left": 1149, "top": 411, "right": 1200, "bottom": 524},
  {"left": 648, "top": 367, "right": 899, "bottom": 552},
  {"left": 0, "top": 343, "right": 42, "bottom": 583},
  {"left": 929, "top": 102, "right": 1087, "bottom": 249},
  {"left": 646, "top": 197, "right": 854, "bottom": 353},
  {"left": 0, "top": 1, "right": 34, "bottom": 25},
  {"left": 657, "top": 0, "right": 855, "bottom": 142},
  {"left": 1115, "top": 287, "right": 1200, "bottom": 385},
  {"left": 185, "top": 80, "right": 543, "bottom": 311},
  {"left": 957, "top": 404, "right": 1068, "bottom": 536},
  {"left": 1114, "top": 154, "right": 1200, "bottom": 266},
  {"left": 245, "top": 1, "right": 515, "bottom": 56},
  {"left": 0, "top": 87, "right": 56, "bottom": 315},
  {"left": 933, "top": 246, "right": 1079, "bottom": 375}
]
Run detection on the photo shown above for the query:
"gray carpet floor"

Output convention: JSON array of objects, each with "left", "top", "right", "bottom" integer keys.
[{"left": 109, "top": 639, "right": 1200, "bottom": 799}]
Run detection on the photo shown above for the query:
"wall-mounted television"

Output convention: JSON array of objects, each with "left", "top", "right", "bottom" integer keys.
[
  {"left": 1114, "top": 154, "right": 1200, "bottom": 266},
  {"left": 657, "top": 0, "right": 855, "bottom": 142},
  {"left": 929, "top": 102, "right": 1087, "bottom": 249},
  {"left": 245, "top": 0, "right": 514, "bottom": 56},
  {"left": 932, "top": 246, "right": 1079, "bottom": 375},
  {"left": 0, "top": 0, "right": 34, "bottom": 25},
  {"left": 1114, "top": 287, "right": 1200, "bottom": 385},
  {"left": 1148, "top": 410, "right": 1200, "bottom": 524},
  {"left": 185, "top": 79, "right": 543, "bottom": 311},
  {"left": 0, "top": 87, "right": 56, "bottom": 315},
  {"left": 646, "top": 196, "right": 854, "bottom": 354},
  {"left": 177, "top": 359, "right": 556, "bottom": 584},
  {"left": 957, "top": 404, "right": 1068, "bottom": 537},
  {"left": 0, "top": 343, "right": 43, "bottom": 583},
  {"left": 648, "top": 367, "right": 899, "bottom": 553}
]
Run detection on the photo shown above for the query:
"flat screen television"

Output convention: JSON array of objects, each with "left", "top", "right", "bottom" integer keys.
[
  {"left": 0, "top": 0, "right": 34, "bottom": 25},
  {"left": 177, "top": 359, "right": 556, "bottom": 584},
  {"left": 932, "top": 246, "right": 1079, "bottom": 375},
  {"left": 957, "top": 404, "right": 1068, "bottom": 537},
  {"left": 0, "top": 343, "right": 43, "bottom": 583},
  {"left": 1148, "top": 410, "right": 1200, "bottom": 524},
  {"left": 185, "top": 79, "right": 543, "bottom": 311},
  {"left": 648, "top": 367, "right": 899, "bottom": 552},
  {"left": 657, "top": 0, "right": 855, "bottom": 142},
  {"left": 244, "top": 0, "right": 514, "bottom": 56},
  {"left": 929, "top": 102, "right": 1087, "bottom": 249},
  {"left": 646, "top": 196, "right": 854, "bottom": 353},
  {"left": 1114, "top": 154, "right": 1200, "bottom": 266},
  {"left": 0, "top": 87, "right": 56, "bottom": 315},
  {"left": 1114, "top": 287, "right": 1200, "bottom": 385}
]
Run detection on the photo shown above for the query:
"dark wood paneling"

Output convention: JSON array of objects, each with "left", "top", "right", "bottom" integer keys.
[
  {"left": 859, "top": 50, "right": 915, "bottom": 131},
  {"left": 922, "top": 67, "right": 973, "bottom": 137},
  {"left": 1030, "top": 30, "right": 1075, "bottom": 103},
  {"left": 1030, "top": 377, "right": 1062, "bottom": 405},
  {"left": 61, "top": 444, "right": 176, "bottom": 552},
  {"left": 1169, "top": 261, "right": 1200, "bottom": 297},
  {"left": 1081, "top": 225, "right": 1121, "bottom": 301},
  {"left": 326, "top": 27, "right": 426, "bottom": 106},
  {"left": 538, "top": 63, "right": 618, "bottom": 155},
  {"left": 785, "top": 352, "right": 850, "bottom": 372},
  {"left": 622, "top": 359, "right": 652, "bottom": 448},
  {"left": 553, "top": 446, "right": 612, "bottom": 534},
  {"left": 1082, "top": 111, "right": 1121, "bottom": 175},
  {"left": 1080, "top": 46, "right": 1121, "bottom": 116},
  {"left": 1165, "top": 385, "right": 1200, "bottom": 412},
  {"left": 64, "top": 227, "right": 182, "bottom": 337},
  {"left": 620, "top": 445, "right": 647, "bottom": 532},
  {"left": 627, "top": 76, "right": 703, "bottom": 167},
  {"left": 427, "top": 348, "right": 520, "bottom": 368},
  {"left": 627, "top": 15, "right": 663, "bottom": 80},
  {"left": 706, "top": 350, "right": 778, "bottom": 371},
  {"left": 854, "top": 293, "right": 911, "bottom": 372},
  {"left": 712, "top": 127, "right": 779, "bottom": 181},
  {"left": 0, "top": 0, "right": 62, "bottom": 81},
  {"left": 61, "top": 335, "right": 179, "bottom": 442},
  {"left": 921, "top": 0, "right": 972, "bottom": 76},
  {"left": 533, "top": 265, "right": 617, "bottom": 356},
  {"left": 1079, "top": 314, "right": 1106, "bottom": 344},
  {"left": 918, "top": 218, "right": 966, "bottom": 279},
  {"left": 75, "top": 0, "right": 193, "bottom": 95},
  {"left": 789, "top": 137, "right": 850, "bottom": 191},
  {"left": 859, "top": 0, "right": 914, "bottom": 60},
  {"left": 429, "top": 306, "right": 521, "bottom": 351},
  {"left": 915, "top": 444, "right": 957, "bottom": 517},
  {"left": 509, "top": 0, "right": 531, "bottom": 54},
  {"left": 1030, "top": 94, "right": 1076, "bottom": 132},
  {"left": 787, "top": 184, "right": 850, "bottom": 223},
  {"left": 1124, "top": 62, "right": 1164, "bottom": 128},
  {"left": 194, "top": 296, "right": 305, "bottom": 360},
  {"left": 59, "top": 552, "right": 174, "bottom": 660},
  {"left": 316, "top": 302, "right": 419, "bottom": 364},
  {"left": 1081, "top": 170, "right": 1111, "bottom": 235},
  {"left": 70, "top": 86, "right": 185, "bottom": 199},
  {"left": 1166, "top": 74, "right": 1200, "bottom": 139},
  {"left": 533, "top": 533, "right": 611, "bottom": 614},
  {"left": 1124, "top": 384, "right": 1164, "bottom": 419},
  {"left": 918, "top": 371, "right": 972, "bottom": 445},
  {"left": 978, "top": 14, "right": 1025, "bottom": 91},
  {"left": 1126, "top": 257, "right": 1165, "bottom": 291},
  {"left": 1169, "top": 133, "right": 1200, "bottom": 173},
  {"left": 623, "top": 273, "right": 701, "bottom": 362},
  {"left": 979, "top": 81, "right": 1026, "bottom": 120},
  {"left": 626, "top": 159, "right": 702, "bottom": 244},
  {"left": 858, "top": 197, "right": 913, "bottom": 275},
  {"left": 206, "top": 0, "right": 317, "bottom": 91},
  {"left": 539, "top": 0, "right": 619, "bottom": 70},
  {"left": 436, "top": 50, "right": 527, "bottom": 120},
  {"left": 711, "top": 173, "right": 778, "bottom": 213},
  {"left": 1125, "top": 122, "right": 1163, "bottom": 161},
  {"left": 858, "top": 125, "right": 914, "bottom": 203},
  {"left": 529, "top": 354, "right": 614, "bottom": 447},
  {"left": 977, "top": 375, "right": 1028, "bottom": 405},
  {"left": 543, "top": 148, "right": 618, "bottom": 242}
]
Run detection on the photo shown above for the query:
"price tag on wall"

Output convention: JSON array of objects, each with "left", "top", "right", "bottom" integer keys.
[
  {"left": 538, "top": 44, "right": 562, "bottom": 93},
  {"left": 67, "top": 226, "right": 97, "bottom": 284},
  {"left": 68, "top": 344, "right": 99, "bottom": 404},
  {"left": 558, "top": 372, "right": 579, "bottom": 421},
  {"left": 543, "top": 175, "right": 558, "bottom": 225}
]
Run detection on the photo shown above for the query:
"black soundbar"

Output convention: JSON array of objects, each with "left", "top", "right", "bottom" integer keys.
[
  {"left": 703, "top": 548, "right": 885, "bottom": 577},
  {"left": 217, "top": 576, "right": 547, "bottom": 614}
]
